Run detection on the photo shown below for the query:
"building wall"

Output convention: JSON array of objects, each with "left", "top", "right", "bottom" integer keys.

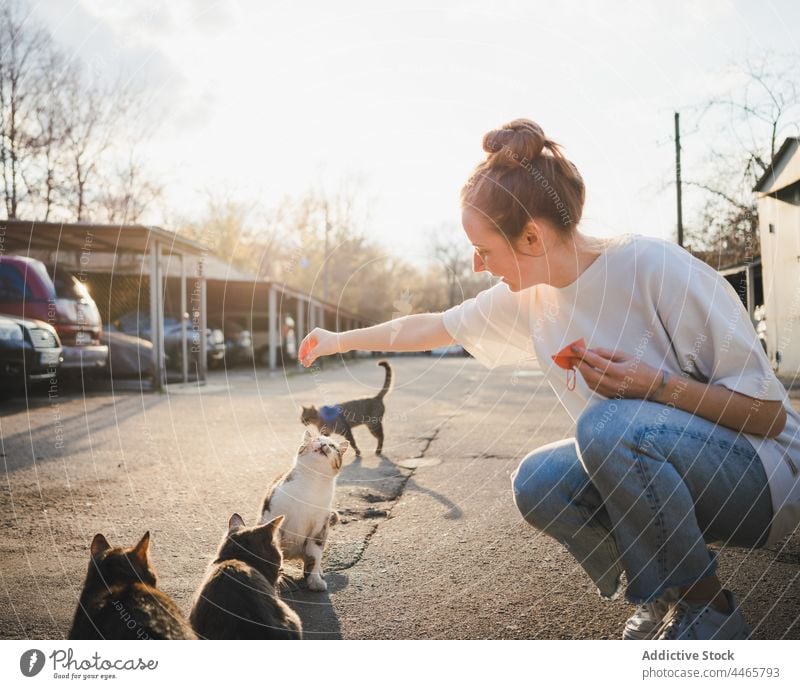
[{"left": 758, "top": 187, "right": 800, "bottom": 375}]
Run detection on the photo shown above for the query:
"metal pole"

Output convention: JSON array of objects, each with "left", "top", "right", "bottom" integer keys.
[
  {"left": 180, "top": 252, "right": 188, "bottom": 384},
  {"left": 268, "top": 285, "right": 278, "bottom": 370},
  {"left": 149, "top": 238, "right": 162, "bottom": 391},
  {"left": 155, "top": 241, "right": 166, "bottom": 388},
  {"left": 675, "top": 112, "right": 684, "bottom": 248},
  {"left": 199, "top": 256, "right": 207, "bottom": 384}
]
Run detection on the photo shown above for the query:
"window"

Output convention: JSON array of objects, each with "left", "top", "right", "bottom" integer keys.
[
  {"left": 53, "top": 270, "right": 90, "bottom": 300},
  {"left": 0, "top": 264, "right": 26, "bottom": 301}
]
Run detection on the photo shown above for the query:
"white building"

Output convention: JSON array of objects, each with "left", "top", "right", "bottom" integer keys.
[{"left": 755, "top": 137, "right": 800, "bottom": 377}]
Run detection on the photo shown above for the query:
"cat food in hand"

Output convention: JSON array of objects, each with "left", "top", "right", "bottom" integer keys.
[
  {"left": 298, "top": 336, "right": 317, "bottom": 365},
  {"left": 551, "top": 338, "right": 586, "bottom": 370},
  {"left": 551, "top": 338, "right": 586, "bottom": 391}
]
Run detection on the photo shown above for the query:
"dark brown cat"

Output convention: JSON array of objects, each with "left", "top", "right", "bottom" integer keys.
[
  {"left": 189, "top": 513, "right": 302, "bottom": 640},
  {"left": 300, "top": 360, "right": 392, "bottom": 456},
  {"left": 69, "top": 532, "right": 195, "bottom": 640}
]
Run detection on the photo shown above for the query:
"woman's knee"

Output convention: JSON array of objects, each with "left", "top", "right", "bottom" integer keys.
[
  {"left": 511, "top": 439, "right": 580, "bottom": 530},
  {"left": 575, "top": 399, "right": 661, "bottom": 473}
]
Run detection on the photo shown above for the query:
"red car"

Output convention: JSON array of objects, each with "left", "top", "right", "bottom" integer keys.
[{"left": 0, "top": 256, "right": 108, "bottom": 372}]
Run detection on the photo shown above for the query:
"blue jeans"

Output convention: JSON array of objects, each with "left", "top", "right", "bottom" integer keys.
[{"left": 511, "top": 399, "right": 773, "bottom": 604}]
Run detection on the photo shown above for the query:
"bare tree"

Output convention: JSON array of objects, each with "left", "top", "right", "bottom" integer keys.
[
  {"left": 430, "top": 222, "right": 489, "bottom": 308},
  {"left": 181, "top": 194, "right": 264, "bottom": 262},
  {"left": 0, "top": 0, "right": 49, "bottom": 218},
  {"left": 29, "top": 47, "right": 74, "bottom": 220},
  {"left": 96, "top": 150, "right": 163, "bottom": 225},
  {"left": 61, "top": 72, "right": 120, "bottom": 221},
  {"left": 683, "top": 54, "right": 800, "bottom": 263},
  {"left": 202, "top": 183, "right": 423, "bottom": 322},
  {"left": 1, "top": 1, "right": 162, "bottom": 224}
]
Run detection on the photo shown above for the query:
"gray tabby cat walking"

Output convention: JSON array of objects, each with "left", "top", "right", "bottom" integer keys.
[{"left": 300, "top": 360, "right": 392, "bottom": 456}]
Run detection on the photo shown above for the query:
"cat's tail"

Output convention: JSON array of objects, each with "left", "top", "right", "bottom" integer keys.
[{"left": 376, "top": 360, "right": 393, "bottom": 399}]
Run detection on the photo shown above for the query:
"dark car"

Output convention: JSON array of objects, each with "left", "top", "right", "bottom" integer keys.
[
  {"left": 0, "top": 256, "right": 107, "bottom": 372},
  {"left": 224, "top": 312, "right": 295, "bottom": 366},
  {"left": 164, "top": 318, "right": 226, "bottom": 370},
  {"left": 0, "top": 314, "right": 62, "bottom": 393},
  {"left": 219, "top": 318, "right": 254, "bottom": 367},
  {"left": 100, "top": 324, "right": 155, "bottom": 381},
  {"left": 114, "top": 311, "right": 225, "bottom": 371}
]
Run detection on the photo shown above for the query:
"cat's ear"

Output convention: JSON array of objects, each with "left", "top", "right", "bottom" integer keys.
[
  {"left": 338, "top": 440, "right": 350, "bottom": 456},
  {"left": 131, "top": 531, "right": 151, "bottom": 565},
  {"left": 261, "top": 515, "right": 285, "bottom": 541},
  {"left": 90, "top": 533, "right": 111, "bottom": 557},
  {"left": 264, "top": 514, "right": 285, "bottom": 531},
  {"left": 228, "top": 513, "right": 246, "bottom": 534}
]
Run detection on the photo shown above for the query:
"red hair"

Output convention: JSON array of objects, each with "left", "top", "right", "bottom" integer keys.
[{"left": 461, "top": 118, "right": 586, "bottom": 240}]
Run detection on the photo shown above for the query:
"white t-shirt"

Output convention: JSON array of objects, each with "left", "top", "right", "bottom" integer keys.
[{"left": 442, "top": 233, "right": 800, "bottom": 546}]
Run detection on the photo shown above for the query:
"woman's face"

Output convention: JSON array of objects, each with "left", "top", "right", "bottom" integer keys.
[{"left": 461, "top": 206, "right": 552, "bottom": 292}]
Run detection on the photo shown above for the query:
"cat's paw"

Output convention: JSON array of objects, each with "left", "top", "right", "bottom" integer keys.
[{"left": 307, "top": 573, "right": 327, "bottom": 592}]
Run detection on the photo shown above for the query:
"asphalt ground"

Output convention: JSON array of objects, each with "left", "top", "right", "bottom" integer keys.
[{"left": 1, "top": 356, "right": 798, "bottom": 639}]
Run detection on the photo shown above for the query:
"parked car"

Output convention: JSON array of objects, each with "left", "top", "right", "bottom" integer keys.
[
  {"left": 166, "top": 318, "right": 226, "bottom": 370},
  {"left": 100, "top": 324, "right": 155, "bottom": 381},
  {"left": 224, "top": 313, "right": 296, "bottom": 366},
  {"left": 113, "top": 311, "right": 225, "bottom": 371},
  {"left": 219, "top": 318, "right": 254, "bottom": 366},
  {"left": 0, "top": 314, "right": 62, "bottom": 393},
  {"left": 0, "top": 256, "right": 107, "bottom": 373}
]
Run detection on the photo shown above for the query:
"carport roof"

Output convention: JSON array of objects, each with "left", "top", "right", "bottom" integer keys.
[
  {"left": 0, "top": 219, "right": 208, "bottom": 256},
  {"left": 1, "top": 219, "right": 370, "bottom": 323}
]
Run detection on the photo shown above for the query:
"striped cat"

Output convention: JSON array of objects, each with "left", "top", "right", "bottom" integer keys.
[{"left": 300, "top": 360, "right": 392, "bottom": 456}]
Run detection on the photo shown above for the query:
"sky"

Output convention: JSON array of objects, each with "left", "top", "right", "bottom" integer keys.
[{"left": 29, "top": 0, "right": 800, "bottom": 264}]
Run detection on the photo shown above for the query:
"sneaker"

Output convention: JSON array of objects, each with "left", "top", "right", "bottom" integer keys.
[
  {"left": 657, "top": 590, "right": 751, "bottom": 640},
  {"left": 622, "top": 588, "right": 679, "bottom": 640}
]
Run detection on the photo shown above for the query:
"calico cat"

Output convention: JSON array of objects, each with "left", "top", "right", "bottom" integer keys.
[
  {"left": 300, "top": 359, "right": 392, "bottom": 456},
  {"left": 69, "top": 532, "right": 195, "bottom": 640},
  {"left": 189, "top": 513, "right": 302, "bottom": 640},
  {"left": 260, "top": 430, "right": 348, "bottom": 592}
]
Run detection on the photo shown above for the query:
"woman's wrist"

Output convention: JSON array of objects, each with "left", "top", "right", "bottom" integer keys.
[
  {"left": 336, "top": 330, "right": 353, "bottom": 354},
  {"left": 648, "top": 369, "right": 670, "bottom": 401}
]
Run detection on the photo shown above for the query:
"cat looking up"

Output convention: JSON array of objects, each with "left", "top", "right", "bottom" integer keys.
[{"left": 260, "top": 430, "right": 348, "bottom": 592}]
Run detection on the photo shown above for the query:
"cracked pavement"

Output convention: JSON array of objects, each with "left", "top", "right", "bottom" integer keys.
[{"left": 1, "top": 356, "right": 798, "bottom": 639}]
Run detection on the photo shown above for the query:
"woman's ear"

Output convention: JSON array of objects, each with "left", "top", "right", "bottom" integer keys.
[{"left": 519, "top": 220, "right": 546, "bottom": 257}]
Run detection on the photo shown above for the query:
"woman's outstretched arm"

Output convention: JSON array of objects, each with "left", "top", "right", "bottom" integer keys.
[{"left": 299, "top": 313, "right": 454, "bottom": 367}]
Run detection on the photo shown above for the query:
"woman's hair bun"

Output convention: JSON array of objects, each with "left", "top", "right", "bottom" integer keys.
[
  {"left": 463, "top": 116, "right": 585, "bottom": 234},
  {"left": 482, "top": 119, "right": 547, "bottom": 164}
]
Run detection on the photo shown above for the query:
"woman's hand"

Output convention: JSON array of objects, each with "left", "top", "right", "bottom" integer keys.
[
  {"left": 571, "top": 344, "right": 667, "bottom": 401},
  {"left": 298, "top": 328, "right": 342, "bottom": 368}
]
